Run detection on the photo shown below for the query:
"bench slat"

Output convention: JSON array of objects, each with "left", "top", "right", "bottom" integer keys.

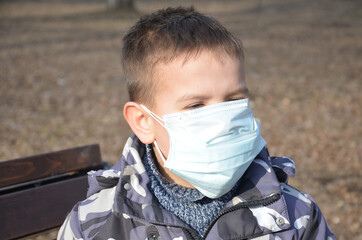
[
  {"left": 0, "top": 144, "right": 102, "bottom": 188},
  {"left": 0, "top": 175, "right": 89, "bottom": 239}
]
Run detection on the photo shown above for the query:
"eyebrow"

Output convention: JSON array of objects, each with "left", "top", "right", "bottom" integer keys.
[
  {"left": 225, "top": 87, "right": 249, "bottom": 98},
  {"left": 176, "top": 86, "right": 249, "bottom": 104},
  {"left": 176, "top": 93, "right": 209, "bottom": 104}
]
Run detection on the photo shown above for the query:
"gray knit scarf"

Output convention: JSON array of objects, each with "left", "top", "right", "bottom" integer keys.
[{"left": 143, "top": 144, "right": 239, "bottom": 238}]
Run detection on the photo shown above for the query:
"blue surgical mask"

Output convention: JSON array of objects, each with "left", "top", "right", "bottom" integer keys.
[{"left": 141, "top": 98, "right": 266, "bottom": 199}]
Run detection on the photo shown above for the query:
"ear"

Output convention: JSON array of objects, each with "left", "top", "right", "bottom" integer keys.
[{"left": 123, "top": 101, "right": 155, "bottom": 144}]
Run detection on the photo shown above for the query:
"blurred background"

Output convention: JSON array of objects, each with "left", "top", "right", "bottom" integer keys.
[{"left": 0, "top": 0, "right": 361, "bottom": 239}]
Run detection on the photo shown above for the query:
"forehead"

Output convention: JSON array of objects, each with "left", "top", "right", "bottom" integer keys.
[
  {"left": 150, "top": 51, "right": 247, "bottom": 113},
  {"left": 153, "top": 50, "right": 244, "bottom": 82}
]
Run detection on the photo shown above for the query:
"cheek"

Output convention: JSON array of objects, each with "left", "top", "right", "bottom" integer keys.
[{"left": 154, "top": 123, "right": 170, "bottom": 157}]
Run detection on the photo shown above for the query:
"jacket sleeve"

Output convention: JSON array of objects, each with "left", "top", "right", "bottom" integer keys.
[
  {"left": 57, "top": 203, "right": 85, "bottom": 240},
  {"left": 301, "top": 197, "right": 337, "bottom": 240}
]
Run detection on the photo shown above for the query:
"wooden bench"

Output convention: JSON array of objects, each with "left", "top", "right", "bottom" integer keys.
[{"left": 0, "top": 144, "right": 106, "bottom": 240}]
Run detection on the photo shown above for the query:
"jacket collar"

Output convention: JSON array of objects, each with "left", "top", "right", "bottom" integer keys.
[{"left": 88, "top": 133, "right": 293, "bottom": 235}]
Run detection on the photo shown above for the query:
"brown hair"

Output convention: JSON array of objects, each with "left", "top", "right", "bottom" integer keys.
[{"left": 121, "top": 7, "right": 244, "bottom": 106}]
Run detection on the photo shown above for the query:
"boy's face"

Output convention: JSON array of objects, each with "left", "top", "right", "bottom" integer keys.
[{"left": 145, "top": 51, "right": 248, "bottom": 186}]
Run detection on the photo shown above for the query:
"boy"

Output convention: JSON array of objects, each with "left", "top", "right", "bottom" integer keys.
[{"left": 58, "top": 7, "right": 336, "bottom": 240}]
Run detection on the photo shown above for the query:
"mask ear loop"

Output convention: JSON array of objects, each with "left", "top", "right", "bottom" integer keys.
[
  {"left": 140, "top": 105, "right": 166, "bottom": 127},
  {"left": 140, "top": 104, "right": 167, "bottom": 164},
  {"left": 153, "top": 140, "right": 167, "bottom": 164}
]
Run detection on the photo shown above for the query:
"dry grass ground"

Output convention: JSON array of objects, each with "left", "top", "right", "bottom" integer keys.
[{"left": 0, "top": 0, "right": 361, "bottom": 239}]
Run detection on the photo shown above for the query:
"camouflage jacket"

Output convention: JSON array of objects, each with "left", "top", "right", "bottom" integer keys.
[{"left": 58, "top": 133, "right": 336, "bottom": 240}]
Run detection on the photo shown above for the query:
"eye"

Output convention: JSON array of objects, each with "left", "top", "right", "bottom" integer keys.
[
  {"left": 227, "top": 97, "right": 244, "bottom": 102},
  {"left": 185, "top": 102, "right": 204, "bottom": 110},
  {"left": 225, "top": 88, "right": 249, "bottom": 102}
]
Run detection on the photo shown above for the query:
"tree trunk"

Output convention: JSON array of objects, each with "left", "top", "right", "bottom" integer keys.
[{"left": 108, "top": 0, "right": 133, "bottom": 10}]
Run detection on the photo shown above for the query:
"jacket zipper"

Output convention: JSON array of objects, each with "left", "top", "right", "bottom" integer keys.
[
  {"left": 182, "top": 227, "right": 199, "bottom": 240},
  {"left": 149, "top": 193, "right": 281, "bottom": 240},
  {"left": 202, "top": 193, "right": 281, "bottom": 239}
]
